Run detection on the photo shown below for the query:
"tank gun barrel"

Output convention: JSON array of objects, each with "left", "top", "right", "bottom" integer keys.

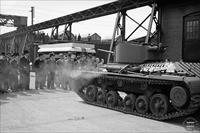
[{"left": 98, "top": 49, "right": 114, "bottom": 54}]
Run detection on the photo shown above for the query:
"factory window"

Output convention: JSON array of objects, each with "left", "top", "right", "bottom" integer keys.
[
  {"left": 183, "top": 12, "right": 200, "bottom": 62},
  {"left": 185, "top": 20, "right": 199, "bottom": 40}
]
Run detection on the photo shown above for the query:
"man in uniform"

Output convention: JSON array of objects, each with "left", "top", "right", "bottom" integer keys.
[
  {"left": 10, "top": 53, "right": 20, "bottom": 91},
  {"left": 19, "top": 50, "right": 30, "bottom": 90},
  {"left": 34, "top": 53, "right": 45, "bottom": 89},
  {"left": 0, "top": 52, "right": 8, "bottom": 92},
  {"left": 55, "top": 54, "right": 64, "bottom": 89},
  {"left": 47, "top": 53, "right": 56, "bottom": 89}
]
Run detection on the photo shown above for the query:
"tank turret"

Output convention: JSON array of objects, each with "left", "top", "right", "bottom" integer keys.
[{"left": 115, "top": 42, "right": 162, "bottom": 64}]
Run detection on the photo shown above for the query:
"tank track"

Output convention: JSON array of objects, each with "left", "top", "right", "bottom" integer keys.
[{"left": 75, "top": 73, "right": 200, "bottom": 121}]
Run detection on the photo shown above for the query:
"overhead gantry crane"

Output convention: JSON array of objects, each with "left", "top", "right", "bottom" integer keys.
[{"left": 0, "top": 0, "right": 154, "bottom": 55}]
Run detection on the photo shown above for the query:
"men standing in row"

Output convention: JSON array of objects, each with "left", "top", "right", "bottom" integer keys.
[{"left": 0, "top": 52, "right": 21, "bottom": 92}]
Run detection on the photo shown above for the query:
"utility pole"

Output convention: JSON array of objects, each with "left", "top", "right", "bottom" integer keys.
[{"left": 31, "top": 6, "right": 34, "bottom": 25}]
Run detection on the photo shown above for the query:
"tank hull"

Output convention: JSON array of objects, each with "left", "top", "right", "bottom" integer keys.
[{"left": 70, "top": 62, "right": 200, "bottom": 120}]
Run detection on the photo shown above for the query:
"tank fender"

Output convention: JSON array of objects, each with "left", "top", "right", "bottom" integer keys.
[{"left": 184, "top": 77, "right": 200, "bottom": 94}]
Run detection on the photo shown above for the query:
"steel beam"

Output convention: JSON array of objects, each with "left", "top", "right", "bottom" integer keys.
[
  {"left": 10, "top": 36, "right": 15, "bottom": 53},
  {"left": 107, "top": 12, "right": 121, "bottom": 63},
  {"left": 62, "top": 23, "right": 72, "bottom": 40},
  {"left": 126, "top": 13, "right": 151, "bottom": 40},
  {"left": 121, "top": 10, "right": 126, "bottom": 41},
  {"left": 145, "top": 3, "right": 156, "bottom": 43},
  {"left": 22, "top": 34, "right": 28, "bottom": 54},
  {"left": 126, "top": 14, "right": 150, "bottom": 33},
  {"left": 51, "top": 26, "right": 59, "bottom": 39}
]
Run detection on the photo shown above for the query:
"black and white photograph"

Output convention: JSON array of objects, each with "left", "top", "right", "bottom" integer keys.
[{"left": 0, "top": 0, "right": 200, "bottom": 132}]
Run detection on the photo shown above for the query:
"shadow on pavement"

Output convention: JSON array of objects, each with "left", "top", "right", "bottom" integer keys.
[
  {"left": 16, "top": 91, "right": 32, "bottom": 96},
  {"left": 0, "top": 88, "right": 66, "bottom": 106},
  {"left": 0, "top": 92, "right": 17, "bottom": 106},
  {"left": 0, "top": 101, "right": 9, "bottom": 105},
  {"left": 39, "top": 89, "right": 57, "bottom": 93},
  {"left": 55, "top": 88, "right": 71, "bottom": 93},
  {"left": 24, "top": 89, "right": 43, "bottom": 96},
  {"left": 0, "top": 92, "right": 17, "bottom": 100},
  {"left": 78, "top": 101, "right": 87, "bottom": 104}
]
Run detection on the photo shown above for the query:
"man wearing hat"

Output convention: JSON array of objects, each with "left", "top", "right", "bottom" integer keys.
[
  {"left": 34, "top": 53, "right": 46, "bottom": 89},
  {"left": 47, "top": 53, "right": 56, "bottom": 89},
  {"left": 10, "top": 53, "right": 20, "bottom": 91},
  {"left": 19, "top": 50, "right": 30, "bottom": 90},
  {"left": 0, "top": 52, "right": 8, "bottom": 92},
  {"left": 55, "top": 53, "right": 64, "bottom": 88}
]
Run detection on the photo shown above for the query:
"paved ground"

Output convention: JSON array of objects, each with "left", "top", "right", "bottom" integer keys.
[{"left": 0, "top": 89, "right": 199, "bottom": 133}]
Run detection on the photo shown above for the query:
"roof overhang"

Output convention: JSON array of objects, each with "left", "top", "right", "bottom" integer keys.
[{"left": 38, "top": 42, "right": 96, "bottom": 53}]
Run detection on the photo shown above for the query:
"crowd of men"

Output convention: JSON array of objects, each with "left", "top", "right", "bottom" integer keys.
[
  {"left": 0, "top": 51, "right": 104, "bottom": 92},
  {"left": 0, "top": 51, "right": 30, "bottom": 92}
]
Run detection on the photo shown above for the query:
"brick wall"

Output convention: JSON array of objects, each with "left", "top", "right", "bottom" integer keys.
[{"left": 160, "top": 1, "right": 200, "bottom": 61}]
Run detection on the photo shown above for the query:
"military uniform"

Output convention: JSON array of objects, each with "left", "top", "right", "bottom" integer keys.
[
  {"left": 19, "top": 54, "right": 30, "bottom": 90},
  {"left": 10, "top": 55, "right": 19, "bottom": 91},
  {"left": 34, "top": 56, "right": 45, "bottom": 89},
  {"left": 47, "top": 55, "right": 56, "bottom": 89},
  {"left": 0, "top": 54, "right": 9, "bottom": 92},
  {"left": 56, "top": 58, "right": 64, "bottom": 88},
  {"left": 63, "top": 57, "right": 74, "bottom": 90}
]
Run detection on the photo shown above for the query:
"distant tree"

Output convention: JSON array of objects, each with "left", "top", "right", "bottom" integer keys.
[
  {"left": 78, "top": 34, "right": 81, "bottom": 41},
  {"left": 87, "top": 34, "right": 91, "bottom": 41}
]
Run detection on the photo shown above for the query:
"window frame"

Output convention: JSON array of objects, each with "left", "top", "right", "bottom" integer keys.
[{"left": 184, "top": 12, "right": 200, "bottom": 41}]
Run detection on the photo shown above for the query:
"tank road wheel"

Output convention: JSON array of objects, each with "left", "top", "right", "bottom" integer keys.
[
  {"left": 123, "top": 94, "right": 136, "bottom": 111},
  {"left": 135, "top": 95, "right": 149, "bottom": 114},
  {"left": 150, "top": 94, "right": 169, "bottom": 116},
  {"left": 106, "top": 91, "right": 118, "bottom": 108},
  {"left": 86, "top": 85, "right": 97, "bottom": 102},
  {"left": 170, "top": 86, "right": 189, "bottom": 108},
  {"left": 97, "top": 89, "right": 106, "bottom": 105}
]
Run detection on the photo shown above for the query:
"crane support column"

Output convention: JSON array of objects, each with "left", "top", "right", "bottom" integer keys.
[
  {"left": 107, "top": 12, "right": 121, "bottom": 63},
  {"left": 145, "top": 3, "right": 156, "bottom": 44},
  {"left": 62, "top": 23, "right": 72, "bottom": 40},
  {"left": 20, "top": 34, "right": 28, "bottom": 55},
  {"left": 69, "top": 23, "right": 72, "bottom": 40},
  {"left": 121, "top": 10, "right": 126, "bottom": 41},
  {"left": 51, "top": 26, "right": 59, "bottom": 40},
  {"left": 10, "top": 36, "right": 15, "bottom": 53}
]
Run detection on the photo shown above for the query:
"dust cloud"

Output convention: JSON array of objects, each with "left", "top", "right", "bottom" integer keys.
[{"left": 38, "top": 54, "right": 104, "bottom": 93}]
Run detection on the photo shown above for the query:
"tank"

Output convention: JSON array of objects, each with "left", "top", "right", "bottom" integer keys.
[
  {"left": 70, "top": 42, "right": 200, "bottom": 120},
  {"left": 69, "top": 0, "right": 200, "bottom": 120}
]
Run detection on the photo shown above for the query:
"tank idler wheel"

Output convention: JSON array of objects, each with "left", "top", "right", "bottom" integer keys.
[
  {"left": 135, "top": 95, "right": 149, "bottom": 114},
  {"left": 106, "top": 91, "right": 118, "bottom": 108},
  {"left": 123, "top": 94, "right": 136, "bottom": 111},
  {"left": 150, "top": 94, "right": 169, "bottom": 116},
  {"left": 170, "top": 86, "right": 189, "bottom": 108},
  {"left": 97, "top": 89, "right": 106, "bottom": 105},
  {"left": 86, "top": 85, "right": 97, "bottom": 102}
]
